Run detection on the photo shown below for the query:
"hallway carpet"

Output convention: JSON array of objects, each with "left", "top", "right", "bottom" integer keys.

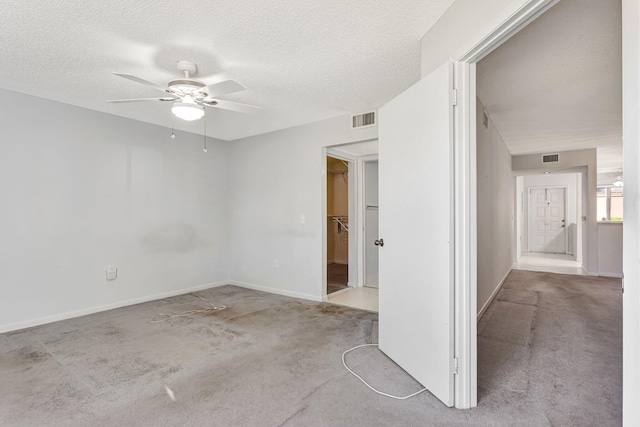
[{"left": 0, "top": 271, "right": 621, "bottom": 426}]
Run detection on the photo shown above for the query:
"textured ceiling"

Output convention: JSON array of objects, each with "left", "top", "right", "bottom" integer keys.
[
  {"left": 477, "top": 0, "right": 622, "bottom": 178},
  {"left": 0, "top": 0, "right": 454, "bottom": 141}
]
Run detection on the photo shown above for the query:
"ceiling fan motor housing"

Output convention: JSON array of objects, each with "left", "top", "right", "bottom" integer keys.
[{"left": 168, "top": 79, "right": 206, "bottom": 94}]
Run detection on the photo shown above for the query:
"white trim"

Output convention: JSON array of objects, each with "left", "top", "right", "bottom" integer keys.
[
  {"left": 326, "top": 148, "right": 357, "bottom": 163},
  {"left": 453, "top": 61, "right": 477, "bottom": 409},
  {"left": 229, "top": 280, "right": 324, "bottom": 302},
  {"left": 476, "top": 267, "right": 512, "bottom": 322},
  {"left": 599, "top": 273, "right": 624, "bottom": 279},
  {"left": 0, "top": 281, "right": 229, "bottom": 334},
  {"left": 322, "top": 147, "right": 328, "bottom": 298}
]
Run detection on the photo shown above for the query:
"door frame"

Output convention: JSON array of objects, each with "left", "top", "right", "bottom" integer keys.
[
  {"left": 450, "top": 0, "right": 561, "bottom": 408},
  {"left": 323, "top": 142, "right": 378, "bottom": 298},
  {"left": 357, "top": 154, "right": 379, "bottom": 289},
  {"left": 527, "top": 186, "right": 568, "bottom": 254}
]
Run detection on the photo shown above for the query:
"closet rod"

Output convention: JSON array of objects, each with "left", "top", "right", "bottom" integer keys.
[{"left": 332, "top": 216, "right": 349, "bottom": 233}]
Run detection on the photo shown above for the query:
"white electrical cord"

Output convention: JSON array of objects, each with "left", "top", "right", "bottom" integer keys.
[
  {"left": 148, "top": 293, "right": 227, "bottom": 323},
  {"left": 342, "top": 344, "right": 428, "bottom": 400}
]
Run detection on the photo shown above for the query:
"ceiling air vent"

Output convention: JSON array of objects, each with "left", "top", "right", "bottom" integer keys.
[
  {"left": 542, "top": 154, "right": 559, "bottom": 163},
  {"left": 351, "top": 111, "right": 376, "bottom": 129}
]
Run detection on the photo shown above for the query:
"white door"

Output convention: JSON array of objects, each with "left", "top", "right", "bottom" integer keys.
[
  {"left": 529, "top": 187, "right": 566, "bottom": 253},
  {"left": 364, "top": 161, "right": 379, "bottom": 288},
  {"left": 378, "top": 62, "right": 455, "bottom": 407}
]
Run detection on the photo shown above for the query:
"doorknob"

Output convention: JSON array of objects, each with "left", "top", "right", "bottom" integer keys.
[{"left": 374, "top": 239, "right": 384, "bottom": 247}]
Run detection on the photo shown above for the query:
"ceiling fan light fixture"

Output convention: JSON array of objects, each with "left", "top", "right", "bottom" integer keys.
[{"left": 172, "top": 101, "right": 204, "bottom": 121}]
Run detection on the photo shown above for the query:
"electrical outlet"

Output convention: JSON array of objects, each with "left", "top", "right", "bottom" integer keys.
[
  {"left": 106, "top": 267, "right": 117, "bottom": 280},
  {"left": 273, "top": 259, "right": 279, "bottom": 269}
]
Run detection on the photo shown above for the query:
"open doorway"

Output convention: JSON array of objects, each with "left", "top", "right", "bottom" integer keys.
[
  {"left": 326, "top": 155, "right": 350, "bottom": 294},
  {"left": 473, "top": 0, "right": 622, "bottom": 410},
  {"left": 513, "top": 172, "right": 586, "bottom": 275},
  {"left": 385, "top": 0, "right": 626, "bottom": 410},
  {"left": 323, "top": 141, "right": 379, "bottom": 311}
]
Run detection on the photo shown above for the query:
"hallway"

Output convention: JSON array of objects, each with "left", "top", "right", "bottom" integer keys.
[{"left": 478, "top": 269, "right": 621, "bottom": 424}]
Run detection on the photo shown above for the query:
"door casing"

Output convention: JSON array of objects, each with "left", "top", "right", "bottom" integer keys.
[{"left": 449, "top": 0, "right": 561, "bottom": 409}]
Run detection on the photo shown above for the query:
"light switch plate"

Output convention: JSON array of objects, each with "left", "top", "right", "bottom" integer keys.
[{"left": 106, "top": 267, "right": 117, "bottom": 280}]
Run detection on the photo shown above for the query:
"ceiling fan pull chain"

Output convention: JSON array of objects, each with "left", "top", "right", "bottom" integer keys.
[{"left": 203, "top": 112, "right": 208, "bottom": 153}]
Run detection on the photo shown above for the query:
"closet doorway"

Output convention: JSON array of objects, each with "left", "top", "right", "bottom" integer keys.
[{"left": 326, "top": 156, "right": 350, "bottom": 294}]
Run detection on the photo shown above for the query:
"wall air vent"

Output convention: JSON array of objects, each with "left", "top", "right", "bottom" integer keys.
[
  {"left": 351, "top": 111, "right": 376, "bottom": 129},
  {"left": 542, "top": 154, "right": 559, "bottom": 163}
]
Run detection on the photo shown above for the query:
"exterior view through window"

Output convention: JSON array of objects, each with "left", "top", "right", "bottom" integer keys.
[{"left": 597, "top": 186, "right": 624, "bottom": 221}]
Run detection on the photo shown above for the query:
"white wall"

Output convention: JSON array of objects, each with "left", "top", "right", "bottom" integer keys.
[
  {"left": 597, "top": 223, "right": 623, "bottom": 277},
  {"left": 521, "top": 173, "right": 580, "bottom": 257},
  {"left": 421, "top": 0, "right": 555, "bottom": 76},
  {"left": 512, "top": 149, "right": 597, "bottom": 274},
  {"left": 476, "top": 99, "right": 514, "bottom": 315},
  {"left": 226, "top": 116, "right": 376, "bottom": 301},
  {"left": 622, "top": 1, "right": 640, "bottom": 423},
  {"left": 0, "top": 89, "right": 230, "bottom": 332}
]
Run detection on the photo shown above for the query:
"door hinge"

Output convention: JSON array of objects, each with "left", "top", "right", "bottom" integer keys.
[
  {"left": 453, "top": 357, "right": 459, "bottom": 375},
  {"left": 452, "top": 89, "right": 458, "bottom": 106}
]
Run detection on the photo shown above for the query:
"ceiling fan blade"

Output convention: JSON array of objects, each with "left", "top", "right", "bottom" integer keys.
[
  {"left": 205, "top": 80, "right": 246, "bottom": 97},
  {"left": 203, "top": 98, "right": 261, "bottom": 114},
  {"left": 107, "top": 97, "right": 177, "bottom": 103},
  {"left": 113, "top": 73, "right": 169, "bottom": 93}
]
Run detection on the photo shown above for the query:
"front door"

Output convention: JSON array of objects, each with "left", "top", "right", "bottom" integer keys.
[
  {"left": 378, "top": 62, "right": 455, "bottom": 407},
  {"left": 529, "top": 187, "right": 566, "bottom": 253}
]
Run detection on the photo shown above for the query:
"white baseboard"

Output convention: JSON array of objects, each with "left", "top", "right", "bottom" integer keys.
[
  {"left": 229, "top": 280, "right": 324, "bottom": 303},
  {"left": 598, "top": 272, "right": 623, "bottom": 278},
  {"left": 0, "top": 281, "right": 229, "bottom": 334},
  {"left": 477, "top": 267, "right": 512, "bottom": 322}
]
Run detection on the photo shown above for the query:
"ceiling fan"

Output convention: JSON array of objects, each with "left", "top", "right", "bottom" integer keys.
[{"left": 108, "top": 60, "right": 260, "bottom": 121}]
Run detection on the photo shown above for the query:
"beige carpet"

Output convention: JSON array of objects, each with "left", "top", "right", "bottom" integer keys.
[{"left": 0, "top": 270, "right": 622, "bottom": 426}]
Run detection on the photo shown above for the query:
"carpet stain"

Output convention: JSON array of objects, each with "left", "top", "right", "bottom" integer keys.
[{"left": 0, "top": 347, "right": 51, "bottom": 371}]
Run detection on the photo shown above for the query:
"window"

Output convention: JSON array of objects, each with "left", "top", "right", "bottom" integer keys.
[{"left": 597, "top": 186, "right": 623, "bottom": 221}]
